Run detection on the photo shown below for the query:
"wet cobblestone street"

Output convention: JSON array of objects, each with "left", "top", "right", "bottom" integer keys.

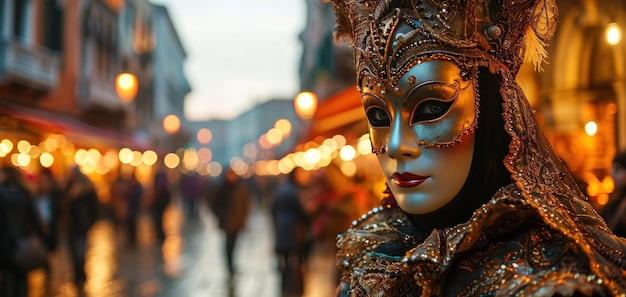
[{"left": 26, "top": 200, "right": 337, "bottom": 297}]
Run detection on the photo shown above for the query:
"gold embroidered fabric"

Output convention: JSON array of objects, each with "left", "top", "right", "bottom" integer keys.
[
  {"left": 337, "top": 185, "right": 618, "bottom": 296},
  {"left": 325, "top": 0, "right": 626, "bottom": 296}
]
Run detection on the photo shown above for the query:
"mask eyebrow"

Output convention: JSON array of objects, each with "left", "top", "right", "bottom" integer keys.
[
  {"left": 402, "top": 80, "right": 459, "bottom": 105},
  {"left": 361, "top": 92, "right": 388, "bottom": 107}
]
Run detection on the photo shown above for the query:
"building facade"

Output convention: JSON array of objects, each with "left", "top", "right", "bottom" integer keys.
[{"left": 0, "top": 0, "right": 190, "bottom": 185}]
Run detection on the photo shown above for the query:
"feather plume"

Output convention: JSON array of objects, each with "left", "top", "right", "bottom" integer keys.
[{"left": 523, "top": 25, "right": 549, "bottom": 72}]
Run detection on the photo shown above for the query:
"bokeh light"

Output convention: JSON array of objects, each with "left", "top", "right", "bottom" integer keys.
[
  {"left": 164, "top": 153, "right": 180, "bottom": 169},
  {"left": 197, "top": 128, "right": 212, "bottom": 144},
  {"left": 163, "top": 115, "right": 181, "bottom": 134}
]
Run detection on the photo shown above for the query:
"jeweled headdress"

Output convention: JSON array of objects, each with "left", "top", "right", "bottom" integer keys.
[
  {"left": 326, "top": 0, "right": 557, "bottom": 90},
  {"left": 327, "top": 0, "right": 626, "bottom": 294}
]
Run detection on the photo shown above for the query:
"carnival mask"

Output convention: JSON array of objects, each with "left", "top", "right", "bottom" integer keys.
[{"left": 363, "top": 60, "right": 478, "bottom": 214}]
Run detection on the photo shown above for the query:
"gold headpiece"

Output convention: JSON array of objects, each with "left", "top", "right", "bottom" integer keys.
[{"left": 325, "top": 0, "right": 558, "bottom": 89}]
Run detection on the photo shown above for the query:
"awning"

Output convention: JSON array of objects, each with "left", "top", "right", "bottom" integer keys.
[
  {"left": 306, "top": 86, "right": 368, "bottom": 142},
  {"left": 0, "top": 101, "right": 153, "bottom": 151}
]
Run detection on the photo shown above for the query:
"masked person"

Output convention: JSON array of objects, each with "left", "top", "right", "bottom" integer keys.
[{"left": 323, "top": 0, "right": 626, "bottom": 296}]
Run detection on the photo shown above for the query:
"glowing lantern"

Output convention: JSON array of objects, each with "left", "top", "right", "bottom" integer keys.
[{"left": 115, "top": 72, "right": 138, "bottom": 102}]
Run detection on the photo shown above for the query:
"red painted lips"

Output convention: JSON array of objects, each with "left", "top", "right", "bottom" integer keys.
[{"left": 391, "top": 172, "right": 428, "bottom": 188}]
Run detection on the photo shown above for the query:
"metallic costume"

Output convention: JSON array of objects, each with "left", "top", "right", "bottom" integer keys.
[{"left": 324, "top": 0, "right": 626, "bottom": 295}]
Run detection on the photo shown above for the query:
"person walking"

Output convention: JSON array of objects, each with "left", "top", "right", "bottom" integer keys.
[
  {"left": 210, "top": 168, "right": 251, "bottom": 296},
  {"left": 150, "top": 169, "right": 171, "bottom": 242},
  {"left": 32, "top": 168, "right": 63, "bottom": 286},
  {"left": 179, "top": 172, "right": 201, "bottom": 221},
  {"left": 63, "top": 167, "right": 99, "bottom": 290},
  {"left": 0, "top": 166, "right": 47, "bottom": 297},
  {"left": 271, "top": 169, "right": 311, "bottom": 297},
  {"left": 110, "top": 169, "right": 143, "bottom": 247}
]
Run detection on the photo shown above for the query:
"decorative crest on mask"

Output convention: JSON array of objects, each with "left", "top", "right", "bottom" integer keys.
[{"left": 324, "top": 0, "right": 558, "bottom": 89}]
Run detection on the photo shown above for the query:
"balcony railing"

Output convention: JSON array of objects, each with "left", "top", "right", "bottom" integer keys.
[
  {"left": 78, "top": 77, "right": 123, "bottom": 110},
  {"left": 0, "top": 39, "right": 60, "bottom": 92}
]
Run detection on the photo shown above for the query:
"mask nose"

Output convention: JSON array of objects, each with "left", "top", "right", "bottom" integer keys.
[{"left": 387, "top": 120, "right": 421, "bottom": 159}]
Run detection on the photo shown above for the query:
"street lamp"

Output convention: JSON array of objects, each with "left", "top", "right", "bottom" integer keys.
[
  {"left": 294, "top": 91, "right": 318, "bottom": 120},
  {"left": 606, "top": 23, "right": 622, "bottom": 45},
  {"left": 606, "top": 22, "right": 626, "bottom": 150},
  {"left": 115, "top": 72, "right": 138, "bottom": 102}
]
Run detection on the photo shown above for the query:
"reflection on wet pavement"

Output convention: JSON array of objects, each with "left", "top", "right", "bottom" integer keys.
[{"left": 26, "top": 200, "right": 337, "bottom": 297}]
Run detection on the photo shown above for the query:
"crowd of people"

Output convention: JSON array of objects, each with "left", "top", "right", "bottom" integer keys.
[
  {"left": 0, "top": 165, "right": 99, "bottom": 296},
  {"left": 0, "top": 164, "right": 174, "bottom": 297}
]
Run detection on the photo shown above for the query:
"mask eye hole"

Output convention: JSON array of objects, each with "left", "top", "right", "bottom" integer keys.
[
  {"left": 411, "top": 99, "right": 453, "bottom": 124},
  {"left": 366, "top": 106, "right": 391, "bottom": 127}
]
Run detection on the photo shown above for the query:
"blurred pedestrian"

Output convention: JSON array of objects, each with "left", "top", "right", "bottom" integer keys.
[
  {"left": 110, "top": 168, "right": 143, "bottom": 247},
  {"left": 150, "top": 169, "right": 171, "bottom": 242},
  {"left": 601, "top": 150, "right": 626, "bottom": 237},
  {"left": 0, "top": 166, "right": 47, "bottom": 297},
  {"left": 210, "top": 168, "right": 251, "bottom": 296},
  {"left": 271, "top": 169, "right": 311, "bottom": 297},
  {"left": 32, "top": 168, "right": 63, "bottom": 285},
  {"left": 179, "top": 172, "right": 201, "bottom": 220},
  {"left": 63, "top": 167, "right": 99, "bottom": 289}
]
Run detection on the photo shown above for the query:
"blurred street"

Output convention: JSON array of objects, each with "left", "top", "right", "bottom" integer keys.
[{"left": 25, "top": 198, "right": 338, "bottom": 297}]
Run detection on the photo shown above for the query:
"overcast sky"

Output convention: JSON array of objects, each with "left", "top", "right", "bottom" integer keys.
[{"left": 153, "top": 0, "right": 306, "bottom": 121}]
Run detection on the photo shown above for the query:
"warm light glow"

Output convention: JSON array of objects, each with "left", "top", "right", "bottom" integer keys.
[
  {"left": 163, "top": 115, "right": 181, "bottom": 134},
  {"left": 142, "top": 150, "right": 158, "bottom": 166},
  {"left": 197, "top": 128, "right": 212, "bottom": 144},
  {"left": 267, "top": 160, "right": 280, "bottom": 176},
  {"left": 358, "top": 134, "right": 372, "bottom": 155},
  {"left": 266, "top": 128, "right": 283, "bottom": 145},
  {"left": 274, "top": 119, "right": 292, "bottom": 136},
  {"left": 259, "top": 134, "right": 272, "bottom": 149},
  {"left": 130, "top": 151, "right": 143, "bottom": 166},
  {"left": 28, "top": 145, "right": 41, "bottom": 158},
  {"left": 164, "top": 153, "right": 180, "bottom": 169},
  {"left": 118, "top": 148, "right": 134, "bottom": 164},
  {"left": 254, "top": 161, "right": 269, "bottom": 176},
  {"left": 17, "top": 140, "right": 31, "bottom": 154},
  {"left": 585, "top": 121, "right": 598, "bottom": 136},
  {"left": 294, "top": 91, "right": 318, "bottom": 120},
  {"left": 183, "top": 148, "right": 199, "bottom": 171},
  {"left": 115, "top": 72, "right": 139, "bottom": 102},
  {"left": 340, "top": 161, "right": 357, "bottom": 177},
  {"left": 322, "top": 138, "right": 338, "bottom": 152},
  {"left": 606, "top": 23, "right": 622, "bottom": 45},
  {"left": 0, "top": 139, "right": 14, "bottom": 154},
  {"left": 340, "top": 145, "right": 356, "bottom": 161},
  {"left": 61, "top": 141, "right": 75, "bottom": 157},
  {"left": 293, "top": 151, "right": 305, "bottom": 167},
  {"left": 278, "top": 158, "right": 295, "bottom": 174},
  {"left": 332, "top": 134, "right": 347, "bottom": 148},
  {"left": 16, "top": 153, "right": 31, "bottom": 167},
  {"left": 304, "top": 148, "right": 321, "bottom": 165},
  {"left": 74, "top": 149, "right": 88, "bottom": 165},
  {"left": 87, "top": 148, "right": 102, "bottom": 165},
  {"left": 104, "top": 150, "right": 119, "bottom": 168},
  {"left": 43, "top": 137, "right": 58, "bottom": 152},
  {"left": 39, "top": 152, "right": 54, "bottom": 168}
]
